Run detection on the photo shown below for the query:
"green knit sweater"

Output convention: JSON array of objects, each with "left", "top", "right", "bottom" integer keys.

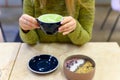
[{"left": 20, "top": 0, "right": 95, "bottom": 46}]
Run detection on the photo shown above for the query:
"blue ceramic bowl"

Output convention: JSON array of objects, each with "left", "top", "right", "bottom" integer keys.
[
  {"left": 36, "top": 14, "right": 63, "bottom": 35},
  {"left": 28, "top": 54, "right": 59, "bottom": 74}
]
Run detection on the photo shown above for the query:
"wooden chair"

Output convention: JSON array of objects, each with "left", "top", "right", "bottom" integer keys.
[
  {"left": 14, "top": 32, "right": 23, "bottom": 42},
  {"left": 100, "top": 0, "right": 120, "bottom": 41},
  {"left": 0, "top": 21, "right": 22, "bottom": 42},
  {"left": 13, "top": 0, "right": 23, "bottom": 42},
  {"left": 0, "top": 25, "right": 4, "bottom": 42},
  {"left": 0, "top": 21, "right": 7, "bottom": 42},
  {"left": 22, "top": 0, "right": 23, "bottom": 7}
]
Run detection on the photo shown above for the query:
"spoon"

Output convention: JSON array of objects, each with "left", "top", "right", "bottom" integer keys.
[{"left": 48, "top": 56, "right": 53, "bottom": 62}]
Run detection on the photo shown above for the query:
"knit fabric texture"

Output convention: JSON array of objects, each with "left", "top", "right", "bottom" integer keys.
[{"left": 20, "top": 0, "right": 95, "bottom": 46}]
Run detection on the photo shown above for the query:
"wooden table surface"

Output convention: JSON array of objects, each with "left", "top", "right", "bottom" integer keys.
[
  {"left": 7, "top": 42, "right": 120, "bottom": 80},
  {"left": 0, "top": 43, "right": 21, "bottom": 80},
  {"left": 0, "top": 42, "right": 120, "bottom": 80}
]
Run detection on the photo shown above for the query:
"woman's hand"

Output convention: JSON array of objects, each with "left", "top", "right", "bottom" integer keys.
[
  {"left": 58, "top": 16, "right": 76, "bottom": 35},
  {"left": 19, "top": 14, "right": 39, "bottom": 32}
]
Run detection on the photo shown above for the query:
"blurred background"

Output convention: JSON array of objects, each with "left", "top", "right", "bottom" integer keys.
[{"left": 0, "top": 0, "right": 120, "bottom": 45}]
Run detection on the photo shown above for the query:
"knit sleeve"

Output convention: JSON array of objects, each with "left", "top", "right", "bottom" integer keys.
[
  {"left": 19, "top": 0, "right": 39, "bottom": 44},
  {"left": 68, "top": 0, "right": 95, "bottom": 46}
]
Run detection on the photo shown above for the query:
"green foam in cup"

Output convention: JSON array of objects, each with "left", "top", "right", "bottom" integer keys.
[{"left": 38, "top": 14, "right": 63, "bottom": 23}]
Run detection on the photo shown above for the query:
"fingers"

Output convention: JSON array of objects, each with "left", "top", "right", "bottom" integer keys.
[
  {"left": 19, "top": 14, "right": 39, "bottom": 31},
  {"left": 59, "top": 16, "right": 76, "bottom": 35},
  {"left": 62, "top": 29, "right": 74, "bottom": 35},
  {"left": 59, "top": 20, "right": 75, "bottom": 32},
  {"left": 61, "top": 16, "right": 73, "bottom": 24},
  {"left": 61, "top": 25, "right": 75, "bottom": 35}
]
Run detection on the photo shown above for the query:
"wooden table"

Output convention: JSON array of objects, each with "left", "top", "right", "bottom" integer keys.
[
  {"left": 0, "top": 43, "right": 21, "bottom": 80},
  {"left": 7, "top": 42, "right": 120, "bottom": 80},
  {"left": 0, "top": 42, "right": 120, "bottom": 80}
]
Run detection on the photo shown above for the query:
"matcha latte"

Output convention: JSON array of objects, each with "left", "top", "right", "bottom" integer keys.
[
  {"left": 38, "top": 14, "right": 63, "bottom": 23},
  {"left": 36, "top": 14, "right": 63, "bottom": 35}
]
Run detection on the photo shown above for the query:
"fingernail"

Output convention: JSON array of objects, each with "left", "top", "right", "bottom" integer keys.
[
  {"left": 58, "top": 28, "right": 61, "bottom": 31},
  {"left": 63, "top": 33, "right": 66, "bottom": 35}
]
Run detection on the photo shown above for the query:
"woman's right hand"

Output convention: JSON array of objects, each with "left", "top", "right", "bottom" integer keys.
[{"left": 19, "top": 14, "right": 40, "bottom": 32}]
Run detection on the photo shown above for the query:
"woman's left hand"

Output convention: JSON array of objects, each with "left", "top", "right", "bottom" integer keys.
[{"left": 58, "top": 16, "right": 76, "bottom": 35}]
